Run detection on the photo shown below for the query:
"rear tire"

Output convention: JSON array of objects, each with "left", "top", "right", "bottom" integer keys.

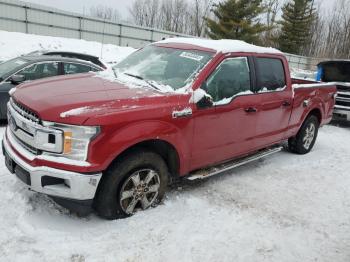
[
  {"left": 94, "top": 150, "right": 168, "bottom": 219},
  {"left": 288, "top": 115, "right": 319, "bottom": 154}
]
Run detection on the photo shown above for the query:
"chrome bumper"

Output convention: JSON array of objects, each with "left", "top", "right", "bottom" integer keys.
[
  {"left": 3, "top": 131, "right": 102, "bottom": 200},
  {"left": 333, "top": 107, "right": 350, "bottom": 121}
]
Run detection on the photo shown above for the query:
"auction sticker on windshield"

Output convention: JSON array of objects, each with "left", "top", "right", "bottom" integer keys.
[{"left": 179, "top": 52, "right": 204, "bottom": 61}]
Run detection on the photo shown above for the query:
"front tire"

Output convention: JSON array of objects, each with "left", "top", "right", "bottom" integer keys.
[
  {"left": 288, "top": 115, "right": 319, "bottom": 154},
  {"left": 94, "top": 150, "right": 168, "bottom": 219}
]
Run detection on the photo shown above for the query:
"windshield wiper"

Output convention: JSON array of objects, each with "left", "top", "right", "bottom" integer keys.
[
  {"left": 123, "top": 72, "right": 161, "bottom": 91},
  {"left": 112, "top": 68, "right": 118, "bottom": 78}
]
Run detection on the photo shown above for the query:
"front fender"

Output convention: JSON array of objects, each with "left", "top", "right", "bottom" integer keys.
[{"left": 88, "top": 120, "right": 192, "bottom": 174}]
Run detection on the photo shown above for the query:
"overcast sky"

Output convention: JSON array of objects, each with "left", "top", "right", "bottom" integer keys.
[{"left": 22, "top": 0, "right": 336, "bottom": 20}]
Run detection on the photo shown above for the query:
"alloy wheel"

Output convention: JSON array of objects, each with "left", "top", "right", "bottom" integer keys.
[{"left": 119, "top": 169, "right": 161, "bottom": 215}]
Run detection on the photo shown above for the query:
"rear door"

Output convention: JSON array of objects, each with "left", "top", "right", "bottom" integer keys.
[{"left": 253, "top": 56, "right": 293, "bottom": 148}]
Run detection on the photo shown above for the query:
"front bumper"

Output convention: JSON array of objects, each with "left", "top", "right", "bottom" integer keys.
[
  {"left": 333, "top": 107, "right": 350, "bottom": 121},
  {"left": 2, "top": 131, "right": 102, "bottom": 201}
]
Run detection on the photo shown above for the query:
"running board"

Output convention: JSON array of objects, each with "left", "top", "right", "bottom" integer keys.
[{"left": 187, "top": 146, "right": 283, "bottom": 180}]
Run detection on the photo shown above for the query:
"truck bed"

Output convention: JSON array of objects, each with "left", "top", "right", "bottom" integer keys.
[{"left": 285, "top": 81, "right": 337, "bottom": 138}]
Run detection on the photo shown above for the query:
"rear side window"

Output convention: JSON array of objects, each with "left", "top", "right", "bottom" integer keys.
[
  {"left": 255, "top": 58, "right": 286, "bottom": 92},
  {"left": 64, "top": 63, "right": 92, "bottom": 74}
]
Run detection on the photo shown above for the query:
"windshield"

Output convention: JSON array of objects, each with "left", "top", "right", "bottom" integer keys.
[
  {"left": 113, "top": 45, "right": 213, "bottom": 90},
  {"left": 0, "top": 58, "right": 28, "bottom": 79}
]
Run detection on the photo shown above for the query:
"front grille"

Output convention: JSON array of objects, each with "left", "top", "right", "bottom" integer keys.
[
  {"left": 336, "top": 100, "right": 350, "bottom": 107},
  {"left": 10, "top": 130, "right": 39, "bottom": 154},
  {"left": 8, "top": 100, "right": 64, "bottom": 155},
  {"left": 335, "top": 85, "right": 350, "bottom": 109},
  {"left": 337, "top": 92, "right": 350, "bottom": 99},
  {"left": 336, "top": 94, "right": 350, "bottom": 108},
  {"left": 10, "top": 98, "right": 40, "bottom": 123},
  {"left": 336, "top": 85, "right": 350, "bottom": 92}
]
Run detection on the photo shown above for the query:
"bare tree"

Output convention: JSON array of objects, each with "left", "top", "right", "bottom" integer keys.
[
  {"left": 260, "top": 0, "right": 281, "bottom": 47},
  {"left": 306, "top": 0, "right": 350, "bottom": 58},
  {"left": 128, "top": 0, "right": 212, "bottom": 35},
  {"left": 90, "top": 5, "right": 121, "bottom": 22},
  {"left": 188, "top": 0, "right": 213, "bottom": 37},
  {"left": 129, "top": 0, "right": 160, "bottom": 27}
]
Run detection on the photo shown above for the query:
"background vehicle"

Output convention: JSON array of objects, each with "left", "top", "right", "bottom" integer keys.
[
  {"left": 0, "top": 55, "right": 103, "bottom": 119},
  {"left": 26, "top": 50, "right": 107, "bottom": 69},
  {"left": 316, "top": 60, "right": 350, "bottom": 121},
  {"left": 2, "top": 38, "right": 337, "bottom": 219}
]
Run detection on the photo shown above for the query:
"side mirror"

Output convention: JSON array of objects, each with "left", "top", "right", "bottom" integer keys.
[
  {"left": 9, "top": 74, "right": 26, "bottom": 85},
  {"left": 196, "top": 81, "right": 214, "bottom": 109}
]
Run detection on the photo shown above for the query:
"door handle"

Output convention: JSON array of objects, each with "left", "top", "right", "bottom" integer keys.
[
  {"left": 244, "top": 107, "right": 257, "bottom": 113},
  {"left": 282, "top": 100, "right": 291, "bottom": 107}
]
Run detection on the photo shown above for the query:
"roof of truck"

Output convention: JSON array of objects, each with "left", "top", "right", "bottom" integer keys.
[{"left": 157, "top": 37, "right": 283, "bottom": 55}]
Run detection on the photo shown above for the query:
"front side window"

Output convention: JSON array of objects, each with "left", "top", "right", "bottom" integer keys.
[
  {"left": 255, "top": 58, "right": 286, "bottom": 92},
  {"left": 18, "top": 62, "right": 59, "bottom": 81},
  {"left": 113, "top": 45, "right": 213, "bottom": 90},
  {"left": 205, "top": 57, "right": 251, "bottom": 105},
  {"left": 64, "top": 63, "right": 93, "bottom": 74}
]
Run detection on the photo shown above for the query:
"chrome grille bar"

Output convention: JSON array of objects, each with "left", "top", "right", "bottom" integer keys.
[
  {"left": 10, "top": 98, "right": 40, "bottom": 123},
  {"left": 7, "top": 101, "right": 64, "bottom": 154}
]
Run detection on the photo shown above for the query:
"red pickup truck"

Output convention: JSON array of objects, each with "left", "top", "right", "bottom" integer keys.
[{"left": 3, "top": 38, "right": 336, "bottom": 219}]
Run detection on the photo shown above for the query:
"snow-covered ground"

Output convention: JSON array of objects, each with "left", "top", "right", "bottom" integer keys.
[
  {"left": 0, "top": 31, "right": 135, "bottom": 65},
  {"left": 0, "top": 123, "right": 349, "bottom": 262}
]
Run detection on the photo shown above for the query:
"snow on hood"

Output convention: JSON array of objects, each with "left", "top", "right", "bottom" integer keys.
[
  {"left": 60, "top": 106, "right": 99, "bottom": 118},
  {"left": 59, "top": 102, "right": 141, "bottom": 118},
  {"left": 158, "top": 37, "right": 283, "bottom": 55}
]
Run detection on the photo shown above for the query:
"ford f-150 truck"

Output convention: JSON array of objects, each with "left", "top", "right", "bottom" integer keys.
[{"left": 2, "top": 38, "right": 337, "bottom": 219}]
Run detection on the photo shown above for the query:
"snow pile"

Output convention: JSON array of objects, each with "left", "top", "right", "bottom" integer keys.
[
  {"left": 291, "top": 67, "right": 317, "bottom": 81},
  {"left": 159, "top": 37, "right": 283, "bottom": 54},
  {"left": 1, "top": 124, "right": 350, "bottom": 261},
  {"left": 0, "top": 30, "right": 136, "bottom": 65}
]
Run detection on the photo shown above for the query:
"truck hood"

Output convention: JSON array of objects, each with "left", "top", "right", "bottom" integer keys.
[{"left": 13, "top": 73, "right": 180, "bottom": 125}]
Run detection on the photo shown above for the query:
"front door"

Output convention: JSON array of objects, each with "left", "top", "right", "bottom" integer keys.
[{"left": 190, "top": 56, "right": 261, "bottom": 170}]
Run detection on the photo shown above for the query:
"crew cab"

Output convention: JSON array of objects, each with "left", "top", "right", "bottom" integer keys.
[{"left": 2, "top": 38, "right": 337, "bottom": 219}]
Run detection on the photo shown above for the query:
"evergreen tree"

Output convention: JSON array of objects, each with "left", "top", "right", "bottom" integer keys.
[
  {"left": 279, "top": 0, "right": 316, "bottom": 55},
  {"left": 205, "top": 0, "right": 266, "bottom": 44}
]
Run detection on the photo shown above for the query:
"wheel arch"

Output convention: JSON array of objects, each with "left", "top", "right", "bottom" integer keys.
[
  {"left": 105, "top": 139, "right": 180, "bottom": 182},
  {"left": 307, "top": 107, "right": 322, "bottom": 125}
]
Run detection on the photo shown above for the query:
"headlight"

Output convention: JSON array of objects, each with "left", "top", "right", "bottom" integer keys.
[{"left": 42, "top": 122, "right": 100, "bottom": 161}]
